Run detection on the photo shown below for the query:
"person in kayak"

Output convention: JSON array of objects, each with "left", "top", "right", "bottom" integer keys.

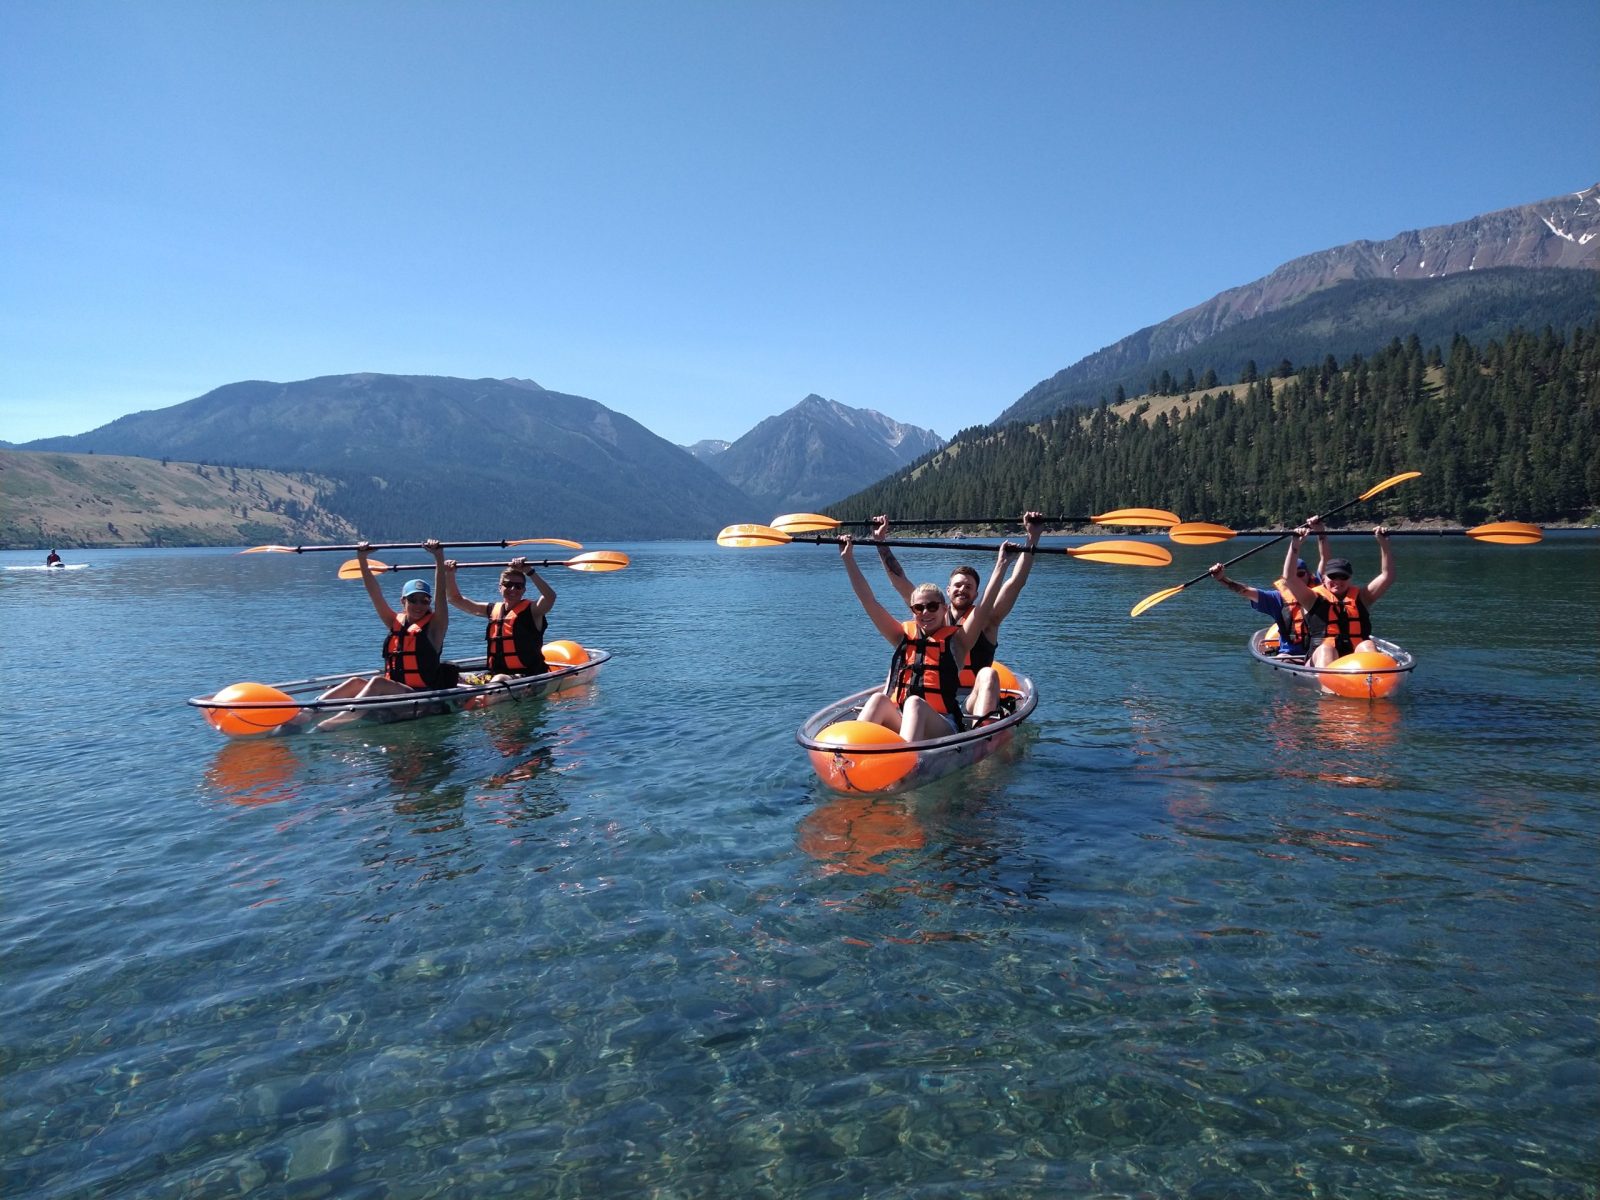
[
  {"left": 442, "top": 556, "right": 555, "bottom": 682},
  {"left": 45, "top": 549, "right": 61, "bottom": 566},
  {"left": 1279, "top": 518, "right": 1395, "bottom": 667},
  {"left": 315, "top": 539, "right": 453, "bottom": 728},
  {"left": 1208, "top": 525, "right": 1329, "bottom": 658},
  {"left": 839, "top": 534, "right": 1013, "bottom": 741},
  {"left": 869, "top": 510, "right": 1043, "bottom": 719}
]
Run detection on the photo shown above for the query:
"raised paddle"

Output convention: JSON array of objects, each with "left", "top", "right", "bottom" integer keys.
[
  {"left": 338, "top": 551, "right": 631, "bottom": 578},
  {"left": 769, "top": 507, "right": 1181, "bottom": 534},
  {"left": 1130, "top": 470, "right": 1422, "bottom": 617},
  {"left": 716, "top": 524, "right": 1173, "bottom": 566},
  {"left": 1169, "top": 520, "right": 1543, "bottom": 546},
  {"left": 242, "top": 536, "right": 583, "bottom": 554}
]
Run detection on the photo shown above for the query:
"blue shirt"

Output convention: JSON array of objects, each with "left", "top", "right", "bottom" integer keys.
[{"left": 1248, "top": 585, "right": 1307, "bottom": 654}]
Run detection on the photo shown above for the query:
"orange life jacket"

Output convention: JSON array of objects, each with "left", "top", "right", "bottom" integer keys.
[
  {"left": 384, "top": 612, "right": 446, "bottom": 689},
  {"left": 1272, "top": 578, "right": 1310, "bottom": 651},
  {"left": 486, "top": 599, "right": 547, "bottom": 675},
  {"left": 887, "top": 621, "right": 964, "bottom": 723},
  {"left": 1309, "top": 584, "right": 1371, "bottom": 657}
]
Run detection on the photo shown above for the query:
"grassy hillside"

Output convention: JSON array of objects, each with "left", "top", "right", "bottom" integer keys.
[{"left": 0, "top": 450, "right": 357, "bottom": 548}]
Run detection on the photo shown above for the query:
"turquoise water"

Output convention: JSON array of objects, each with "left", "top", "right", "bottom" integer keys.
[{"left": 3, "top": 535, "right": 1597, "bottom": 1198}]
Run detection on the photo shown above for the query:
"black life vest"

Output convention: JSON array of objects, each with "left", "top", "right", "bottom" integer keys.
[
  {"left": 486, "top": 599, "right": 548, "bottom": 676},
  {"left": 1309, "top": 584, "right": 1371, "bottom": 658},
  {"left": 887, "top": 621, "right": 964, "bottom": 726},
  {"left": 959, "top": 627, "right": 997, "bottom": 689},
  {"left": 383, "top": 612, "right": 447, "bottom": 689}
]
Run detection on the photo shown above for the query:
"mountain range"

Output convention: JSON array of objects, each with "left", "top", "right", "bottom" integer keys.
[{"left": 998, "top": 184, "right": 1600, "bottom": 426}]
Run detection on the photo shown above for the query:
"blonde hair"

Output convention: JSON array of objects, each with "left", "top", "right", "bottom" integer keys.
[{"left": 910, "top": 584, "right": 945, "bottom": 607}]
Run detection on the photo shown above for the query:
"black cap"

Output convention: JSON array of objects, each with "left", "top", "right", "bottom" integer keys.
[{"left": 1323, "top": 558, "right": 1353, "bottom": 578}]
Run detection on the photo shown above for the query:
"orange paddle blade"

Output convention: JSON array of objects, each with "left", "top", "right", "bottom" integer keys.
[
  {"left": 1466, "top": 521, "right": 1542, "bottom": 545},
  {"left": 716, "top": 523, "right": 795, "bottom": 547},
  {"left": 1067, "top": 540, "right": 1173, "bottom": 567},
  {"left": 1167, "top": 522, "right": 1237, "bottom": 545},
  {"left": 508, "top": 537, "right": 584, "bottom": 549},
  {"left": 1358, "top": 470, "right": 1422, "bottom": 501},
  {"left": 1130, "top": 584, "right": 1187, "bottom": 617},
  {"left": 564, "top": 551, "right": 631, "bottom": 572},
  {"left": 239, "top": 545, "right": 297, "bottom": 554},
  {"left": 336, "top": 557, "right": 391, "bottom": 579},
  {"left": 1091, "top": 507, "right": 1182, "bottom": 527},
  {"left": 770, "top": 513, "right": 841, "bottom": 533}
]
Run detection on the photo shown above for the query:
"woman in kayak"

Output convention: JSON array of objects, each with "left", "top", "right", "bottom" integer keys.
[
  {"left": 442, "top": 555, "right": 556, "bottom": 683},
  {"left": 1278, "top": 517, "right": 1395, "bottom": 667},
  {"left": 837, "top": 535, "right": 1014, "bottom": 741},
  {"left": 315, "top": 539, "right": 453, "bottom": 729}
]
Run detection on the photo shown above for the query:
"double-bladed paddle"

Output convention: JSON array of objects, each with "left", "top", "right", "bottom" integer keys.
[
  {"left": 769, "top": 507, "right": 1180, "bottom": 534},
  {"left": 1166, "top": 520, "right": 1543, "bottom": 546},
  {"left": 337, "top": 552, "right": 631, "bottom": 578},
  {"left": 1130, "top": 470, "right": 1422, "bottom": 617},
  {"left": 716, "top": 524, "right": 1172, "bottom": 567},
  {"left": 242, "top": 536, "right": 583, "bottom": 554}
]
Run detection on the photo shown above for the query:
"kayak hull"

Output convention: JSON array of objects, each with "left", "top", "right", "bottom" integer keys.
[
  {"left": 189, "top": 650, "right": 609, "bottom": 736},
  {"left": 1248, "top": 628, "right": 1414, "bottom": 699},
  {"left": 796, "top": 675, "right": 1038, "bottom": 794}
]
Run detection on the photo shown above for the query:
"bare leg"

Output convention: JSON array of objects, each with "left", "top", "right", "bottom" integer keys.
[
  {"left": 1311, "top": 644, "right": 1339, "bottom": 668},
  {"left": 317, "top": 677, "right": 415, "bottom": 730},
  {"left": 900, "top": 696, "right": 954, "bottom": 742},
  {"left": 965, "top": 667, "right": 1000, "bottom": 722},
  {"left": 859, "top": 693, "right": 904, "bottom": 733}
]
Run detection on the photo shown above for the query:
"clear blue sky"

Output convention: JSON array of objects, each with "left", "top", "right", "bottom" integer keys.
[{"left": 4, "top": 1, "right": 1596, "bottom": 447}]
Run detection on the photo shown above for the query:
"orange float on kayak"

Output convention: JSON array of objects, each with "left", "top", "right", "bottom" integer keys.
[
  {"left": 1322, "top": 650, "right": 1405, "bottom": 699},
  {"left": 205, "top": 682, "right": 301, "bottom": 736},
  {"left": 808, "top": 721, "right": 917, "bottom": 793},
  {"left": 991, "top": 661, "right": 1019, "bottom": 691},
  {"left": 542, "top": 639, "right": 589, "bottom": 666}
]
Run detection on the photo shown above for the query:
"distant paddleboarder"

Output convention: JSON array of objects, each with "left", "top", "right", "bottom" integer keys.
[{"left": 45, "top": 549, "right": 62, "bottom": 567}]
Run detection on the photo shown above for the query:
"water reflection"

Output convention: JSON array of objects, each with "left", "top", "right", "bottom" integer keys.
[
  {"left": 204, "top": 739, "right": 304, "bottom": 807},
  {"left": 1268, "top": 697, "right": 1403, "bottom": 788},
  {"left": 796, "top": 793, "right": 926, "bottom": 877}
]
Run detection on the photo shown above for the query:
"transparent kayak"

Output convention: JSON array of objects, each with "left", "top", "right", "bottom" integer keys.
[
  {"left": 796, "top": 674, "right": 1038, "bottom": 794},
  {"left": 189, "top": 649, "right": 610, "bottom": 736},
  {"left": 1247, "top": 627, "right": 1414, "bottom": 699}
]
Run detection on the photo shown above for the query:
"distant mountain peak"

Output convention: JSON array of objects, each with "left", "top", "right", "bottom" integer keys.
[{"left": 707, "top": 394, "right": 945, "bottom": 512}]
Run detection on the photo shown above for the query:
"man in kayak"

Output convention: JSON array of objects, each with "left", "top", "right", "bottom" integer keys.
[
  {"left": 839, "top": 534, "right": 1014, "bottom": 741},
  {"left": 1279, "top": 518, "right": 1395, "bottom": 667},
  {"left": 315, "top": 539, "right": 453, "bottom": 729},
  {"left": 1207, "top": 525, "right": 1329, "bottom": 658},
  {"left": 45, "top": 549, "right": 61, "bottom": 567},
  {"left": 442, "top": 555, "right": 556, "bottom": 683},
  {"left": 870, "top": 510, "right": 1044, "bottom": 720}
]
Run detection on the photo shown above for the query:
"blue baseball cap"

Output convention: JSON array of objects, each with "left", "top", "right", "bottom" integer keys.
[{"left": 400, "top": 578, "right": 431, "bottom": 598}]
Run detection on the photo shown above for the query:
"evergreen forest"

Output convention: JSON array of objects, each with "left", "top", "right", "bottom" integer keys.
[{"left": 835, "top": 323, "right": 1600, "bottom": 527}]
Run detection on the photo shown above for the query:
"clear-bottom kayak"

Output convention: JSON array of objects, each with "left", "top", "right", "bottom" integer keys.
[
  {"left": 189, "top": 644, "right": 609, "bottom": 736},
  {"left": 796, "top": 674, "right": 1038, "bottom": 794},
  {"left": 1248, "top": 627, "right": 1414, "bottom": 699}
]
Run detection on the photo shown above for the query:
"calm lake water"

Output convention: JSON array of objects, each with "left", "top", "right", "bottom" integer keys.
[{"left": 3, "top": 533, "right": 1597, "bottom": 1199}]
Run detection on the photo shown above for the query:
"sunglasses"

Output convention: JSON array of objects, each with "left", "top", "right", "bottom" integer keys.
[
  {"left": 1325, "top": 573, "right": 1350, "bottom": 582},
  {"left": 500, "top": 580, "right": 525, "bottom": 590},
  {"left": 910, "top": 600, "right": 943, "bottom": 613},
  {"left": 404, "top": 593, "right": 431, "bottom": 603}
]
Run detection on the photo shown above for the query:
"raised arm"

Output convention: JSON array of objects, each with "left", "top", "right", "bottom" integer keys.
[
  {"left": 443, "top": 559, "right": 492, "bottom": 618},
  {"left": 425, "top": 540, "right": 449, "bottom": 648},
  {"left": 870, "top": 515, "right": 916, "bottom": 605},
  {"left": 1209, "top": 562, "right": 1262, "bottom": 603},
  {"left": 963, "top": 540, "right": 1019, "bottom": 640},
  {"left": 1363, "top": 527, "right": 1395, "bottom": 603},
  {"left": 355, "top": 542, "right": 400, "bottom": 626},
  {"left": 517, "top": 560, "right": 557, "bottom": 618},
  {"left": 1280, "top": 526, "right": 1319, "bottom": 609},
  {"left": 841, "top": 535, "right": 908, "bottom": 644},
  {"left": 983, "top": 511, "right": 1043, "bottom": 627},
  {"left": 1313, "top": 525, "right": 1331, "bottom": 578}
]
